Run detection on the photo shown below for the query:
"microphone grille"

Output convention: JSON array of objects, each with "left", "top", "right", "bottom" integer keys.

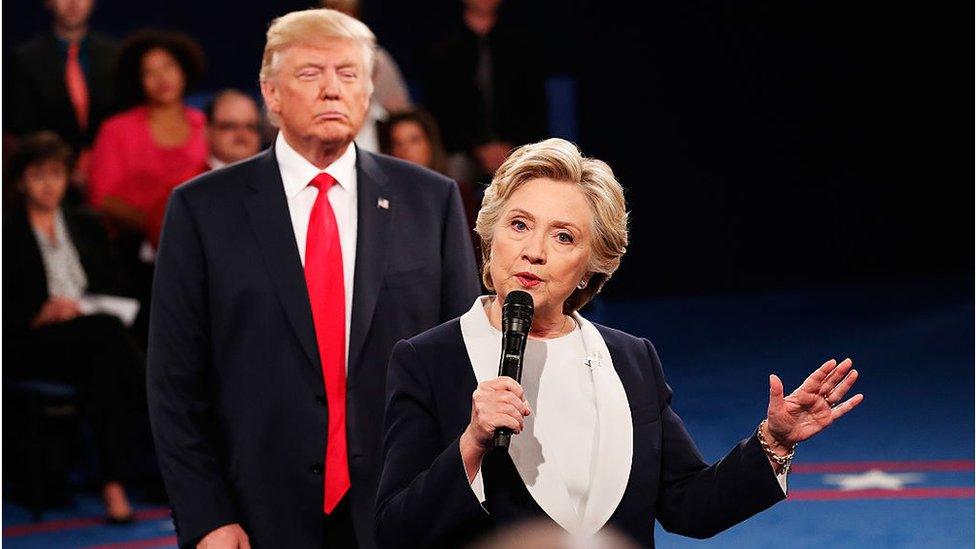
[
  {"left": 504, "top": 290, "right": 534, "bottom": 309},
  {"left": 503, "top": 290, "right": 534, "bottom": 323}
]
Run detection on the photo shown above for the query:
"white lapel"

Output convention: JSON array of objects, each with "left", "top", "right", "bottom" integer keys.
[
  {"left": 459, "top": 297, "right": 580, "bottom": 532},
  {"left": 458, "top": 297, "right": 633, "bottom": 536},
  {"left": 572, "top": 312, "right": 633, "bottom": 536}
]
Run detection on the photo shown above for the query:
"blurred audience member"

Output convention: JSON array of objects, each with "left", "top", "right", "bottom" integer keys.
[
  {"left": 6, "top": 0, "right": 120, "bottom": 193},
  {"left": 204, "top": 89, "right": 262, "bottom": 169},
  {"left": 323, "top": 0, "right": 413, "bottom": 152},
  {"left": 379, "top": 109, "right": 448, "bottom": 175},
  {"left": 424, "top": 0, "right": 547, "bottom": 181},
  {"left": 88, "top": 29, "right": 208, "bottom": 248},
  {"left": 2, "top": 132, "right": 146, "bottom": 524},
  {"left": 379, "top": 109, "right": 481, "bottom": 245}
]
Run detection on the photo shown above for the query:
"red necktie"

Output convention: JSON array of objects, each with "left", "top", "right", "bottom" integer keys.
[
  {"left": 65, "top": 42, "right": 89, "bottom": 131},
  {"left": 304, "top": 173, "right": 349, "bottom": 514}
]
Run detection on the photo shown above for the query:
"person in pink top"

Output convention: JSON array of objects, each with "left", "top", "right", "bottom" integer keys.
[{"left": 88, "top": 29, "right": 208, "bottom": 247}]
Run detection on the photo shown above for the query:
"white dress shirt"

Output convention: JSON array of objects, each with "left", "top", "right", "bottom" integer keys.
[
  {"left": 502, "top": 321, "right": 598, "bottom": 521},
  {"left": 275, "top": 133, "right": 358, "bottom": 370}
]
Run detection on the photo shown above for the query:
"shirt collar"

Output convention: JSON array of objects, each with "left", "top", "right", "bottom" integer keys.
[
  {"left": 275, "top": 132, "right": 358, "bottom": 199},
  {"left": 207, "top": 156, "right": 227, "bottom": 171}
]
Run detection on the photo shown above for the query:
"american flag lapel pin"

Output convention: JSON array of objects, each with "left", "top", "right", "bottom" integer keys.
[{"left": 377, "top": 197, "right": 389, "bottom": 210}]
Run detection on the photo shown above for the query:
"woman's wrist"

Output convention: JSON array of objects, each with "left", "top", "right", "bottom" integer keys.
[
  {"left": 760, "top": 420, "right": 791, "bottom": 456},
  {"left": 459, "top": 429, "right": 487, "bottom": 483},
  {"left": 758, "top": 419, "right": 797, "bottom": 474}
]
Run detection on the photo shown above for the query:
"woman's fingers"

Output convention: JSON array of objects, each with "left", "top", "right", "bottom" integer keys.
[
  {"left": 798, "top": 359, "right": 838, "bottom": 394},
  {"left": 767, "top": 374, "right": 786, "bottom": 415},
  {"left": 820, "top": 358, "right": 853, "bottom": 394},
  {"left": 485, "top": 411, "right": 523, "bottom": 433},
  {"left": 486, "top": 376, "right": 525, "bottom": 400},
  {"left": 825, "top": 368, "right": 858, "bottom": 404},
  {"left": 830, "top": 393, "right": 864, "bottom": 421}
]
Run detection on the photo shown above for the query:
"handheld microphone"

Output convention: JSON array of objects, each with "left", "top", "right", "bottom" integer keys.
[{"left": 492, "top": 290, "right": 534, "bottom": 450}]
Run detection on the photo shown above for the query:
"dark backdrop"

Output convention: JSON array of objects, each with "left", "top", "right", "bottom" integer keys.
[{"left": 4, "top": 0, "right": 970, "bottom": 297}]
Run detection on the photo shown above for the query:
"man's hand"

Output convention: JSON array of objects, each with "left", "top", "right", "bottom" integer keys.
[{"left": 197, "top": 523, "right": 251, "bottom": 549}]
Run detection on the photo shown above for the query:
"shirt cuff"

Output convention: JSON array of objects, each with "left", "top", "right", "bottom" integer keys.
[
  {"left": 470, "top": 467, "right": 486, "bottom": 504},
  {"left": 774, "top": 467, "right": 789, "bottom": 495}
]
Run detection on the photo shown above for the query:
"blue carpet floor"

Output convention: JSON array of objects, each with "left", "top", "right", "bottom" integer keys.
[{"left": 4, "top": 279, "right": 973, "bottom": 548}]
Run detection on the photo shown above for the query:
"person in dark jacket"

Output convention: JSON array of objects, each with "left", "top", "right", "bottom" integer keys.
[
  {"left": 375, "top": 139, "right": 864, "bottom": 547},
  {"left": 2, "top": 131, "right": 145, "bottom": 523},
  {"left": 5, "top": 0, "right": 119, "bottom": 193}
]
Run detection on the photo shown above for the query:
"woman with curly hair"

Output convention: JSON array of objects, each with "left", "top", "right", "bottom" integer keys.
[{"left": 88, "top": 29, "right": 208, "bottom": 248}]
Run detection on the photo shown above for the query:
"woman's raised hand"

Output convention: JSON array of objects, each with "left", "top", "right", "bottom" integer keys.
[{"left": 765, "top": 358, "right": 863, "bottom": 447}]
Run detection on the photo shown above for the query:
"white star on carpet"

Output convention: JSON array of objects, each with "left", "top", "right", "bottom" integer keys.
[{"left": 822, "top": 469, "right": 924, "bottom": 491}]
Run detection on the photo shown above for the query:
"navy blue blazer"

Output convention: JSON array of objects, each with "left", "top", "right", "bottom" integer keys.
[
  {"left": 147, "top": 147, "right": 480, "bottom": 549},
  {"left": 375, "top": 319, "right": 786, "bottom": 548}
]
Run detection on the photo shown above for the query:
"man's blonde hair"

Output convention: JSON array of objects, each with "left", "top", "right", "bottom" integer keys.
[
  {"left": 259, "top": 8, "right": 376, "bottom": 84},
  {"left": 475, "top": 138, "right": 630, "bottom": 313}
]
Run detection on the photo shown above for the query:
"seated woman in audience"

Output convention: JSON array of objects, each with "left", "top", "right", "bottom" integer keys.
[
  {"left": 3, "top": 132, "right": 146, "bottom": 524},
  {"left": 380, "top": 109, "right": 481, "bottom": 247},
  {"left": 88, "top": 29, "right": 208, "bottom": 248}
]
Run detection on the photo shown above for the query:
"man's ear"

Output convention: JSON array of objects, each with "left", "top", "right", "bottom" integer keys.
[{"left": 260, "top": 79, "right": 280, "bottom": 116}]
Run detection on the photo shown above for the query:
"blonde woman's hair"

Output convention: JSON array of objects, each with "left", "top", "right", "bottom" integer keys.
[
  {"left": 259, "top": 8, "right": 376, "bottom": 85},
  {"left": 475, "top": 138, "right": 629, "bottom": 313}
]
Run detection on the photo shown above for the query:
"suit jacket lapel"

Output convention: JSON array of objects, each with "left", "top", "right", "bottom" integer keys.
[
  {"left": 577, "top": 318, "right": 633, "bottom": 535},
  {"left": 243, "top": 148, "right": 321, "bottom": 375},
  {"left": 347, "top": 150, "right": 391, "bottom": 379}
]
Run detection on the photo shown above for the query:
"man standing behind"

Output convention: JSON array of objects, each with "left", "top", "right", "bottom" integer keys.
[
  {"left": 147, "top": 9, "right": 480, "bottom": 549},
  {"left": 204, "top": 89, "right": 263, "bottom": 170},
  {"left": 7, "top": 0, "right": 118, "bottom": 189}
]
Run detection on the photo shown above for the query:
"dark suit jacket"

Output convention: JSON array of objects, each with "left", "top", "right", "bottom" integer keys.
[
  {"left": 147, "top": 147, "right": 481, "bottom": 549},
  {"left": 2, "top": 204, "right": 127, "bottom": 339},
  {"left": 6, "top": 32, "right": 118, "bottom": 148},
  {"left": 376, "top": 320, "right": 786, "bottom": 548}
]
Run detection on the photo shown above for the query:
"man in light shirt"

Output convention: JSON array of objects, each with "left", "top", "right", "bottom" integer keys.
[{"left": 147, "top": 9, "right": 480, "bottom": 549}]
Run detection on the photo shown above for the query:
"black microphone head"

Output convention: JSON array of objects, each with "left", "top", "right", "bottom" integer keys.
[{"left": 502, "top": 290, "right": 534, "bottom": 334}]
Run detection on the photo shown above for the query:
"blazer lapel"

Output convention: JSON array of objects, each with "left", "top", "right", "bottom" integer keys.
[
  {"left": 459, "top": 297, "right": 581, "bottom": 533},
  {"left": 347, "top": 150, "right": 391, "bottom": 378},
  {"left": 575, "top": 316, "right": 633, "bottom": 536},
  {"left": 243, "top": 148, "right": 321, "bottom": 374}
]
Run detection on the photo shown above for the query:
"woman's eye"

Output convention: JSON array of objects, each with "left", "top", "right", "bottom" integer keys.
[
  {"left": 556, "top": 232, "right": 574, "bottom": 244},
  {"left": 512, "top": 219, "right": 527, "bottom": 231}
]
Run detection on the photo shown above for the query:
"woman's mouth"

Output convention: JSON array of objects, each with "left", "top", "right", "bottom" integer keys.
[{"left": 515, "top": 272, "right": 541, "bottom": 288}]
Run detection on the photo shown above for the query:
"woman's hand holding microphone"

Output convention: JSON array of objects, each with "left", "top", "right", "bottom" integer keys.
[{"left": 459, "top": 376, "right": 532, "bottom": 482}]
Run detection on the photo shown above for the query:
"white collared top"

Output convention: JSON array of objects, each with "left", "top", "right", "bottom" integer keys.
[
  {"left": 275, "top": 133, "right": 358, "bottom": 370},
  {"left": 460, "top": 296, "right": 633, "bottom": 537}
]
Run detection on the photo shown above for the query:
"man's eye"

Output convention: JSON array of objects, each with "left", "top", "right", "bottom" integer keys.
[
  {"left": 298, "top": 70, "right": 319, "bottom": 79},
  {"left": 339, "top": 71, "right": 357, "bottom": 80}
]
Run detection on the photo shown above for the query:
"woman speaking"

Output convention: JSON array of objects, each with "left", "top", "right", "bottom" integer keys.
[{"left": 375, "top": 138, "right": 862, "bottom": 547}]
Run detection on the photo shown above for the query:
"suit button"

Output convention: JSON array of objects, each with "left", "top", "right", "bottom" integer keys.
[
  {"left": 311, "top": 463, "right": 323, "bottom": 475},
  {"left": 315, "top": 395, "right": 327, "bottom": 405}
]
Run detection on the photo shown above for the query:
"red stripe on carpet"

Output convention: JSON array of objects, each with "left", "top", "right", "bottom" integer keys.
[
  {"left": 791, "top": 460, "right": 974, "bottom": 474},
  {"left": 84, "top": 535, "right": 177, "bottom": 549},
  {"left": 788, "top": 487, "right": 975, "bottom": 501},
  {"left": 3, "top": 507, "right": 170, "bottom": 537}
]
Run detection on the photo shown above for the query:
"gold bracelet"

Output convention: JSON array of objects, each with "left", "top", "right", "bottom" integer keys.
[{"left": 757, "top": 419, "right": 797, "bottom": 474}]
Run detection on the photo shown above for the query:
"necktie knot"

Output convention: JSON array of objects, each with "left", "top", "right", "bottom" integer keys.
[{"left": 309, "top": 172, "right": 338, "bottom": 192}]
